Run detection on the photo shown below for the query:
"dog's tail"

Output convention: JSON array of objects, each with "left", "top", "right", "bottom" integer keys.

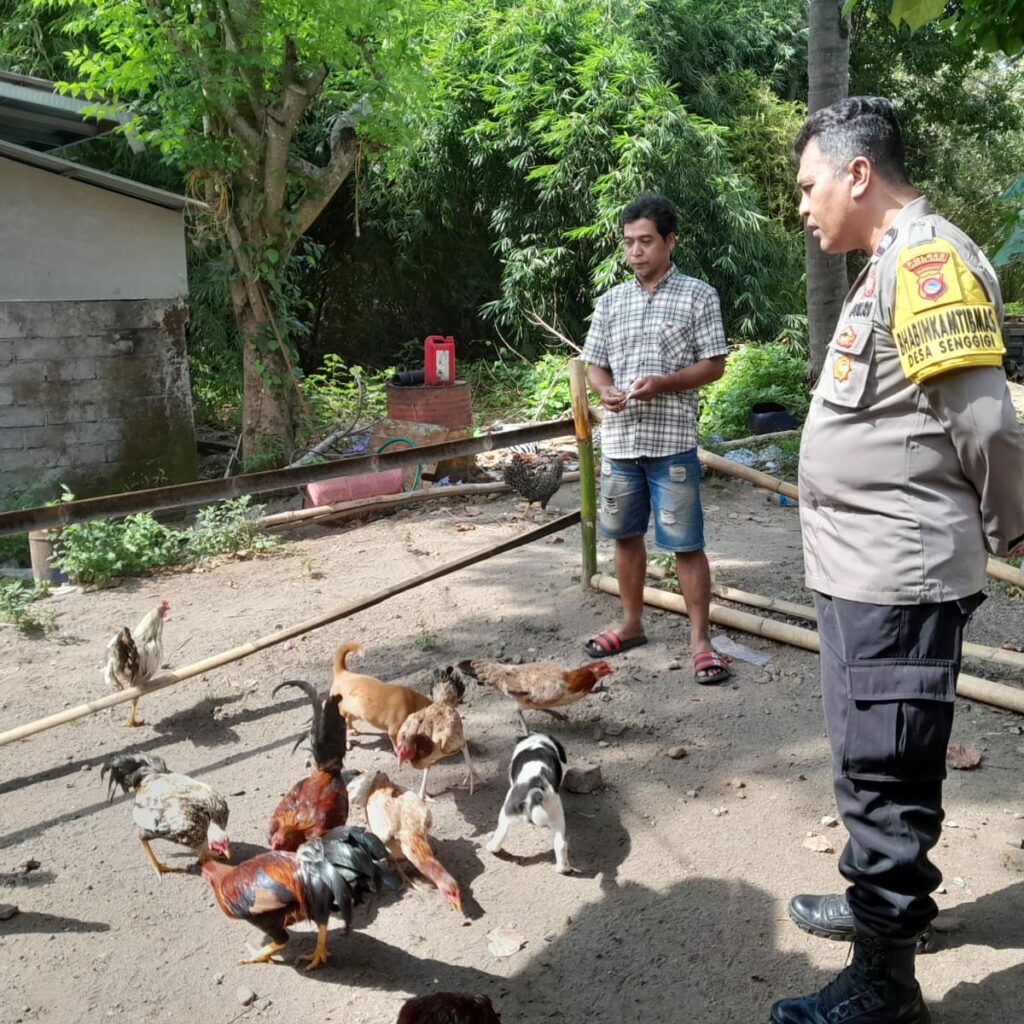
[
  {"left": 510, "top": 781, "right": 552, "bottom": 828},
  {"left": 527, "top": 788, "right": 553, "bottom": 828},
  {"left": 333, "top": 640, "right": 362, "bottom": 675}
]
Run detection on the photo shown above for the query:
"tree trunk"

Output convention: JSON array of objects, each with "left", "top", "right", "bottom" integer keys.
[
  {"left": 805, "top": 0, "right": 851, "bottom": 381},
  {"left": 232, "top": 281, "right": 297, "bottom": 466}
]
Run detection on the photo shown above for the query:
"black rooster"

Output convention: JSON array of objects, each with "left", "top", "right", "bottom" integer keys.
[
  {"left": 397, "top": 992, "right": 502, "bottom": 1024},
  {"left": 502, "top": 453, "right": 565, "bottom": 509}
]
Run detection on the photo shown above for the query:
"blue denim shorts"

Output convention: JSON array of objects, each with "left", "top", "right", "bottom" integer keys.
[{"left": 598, "top": 449, "right": 705, "bottom": 552}]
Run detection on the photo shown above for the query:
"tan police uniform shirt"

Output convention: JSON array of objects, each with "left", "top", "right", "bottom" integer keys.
[{"left": 799, "top": 196, "right": 1024, "bottom": 604}]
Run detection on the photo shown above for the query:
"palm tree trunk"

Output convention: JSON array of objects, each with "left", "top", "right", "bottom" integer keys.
[{"left": 805, "top": 0, "right": 851, "bottom": 382}]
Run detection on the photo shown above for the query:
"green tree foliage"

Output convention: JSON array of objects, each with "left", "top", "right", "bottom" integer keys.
[
  {"left": 366, "top": 0, "right": 808, "bottom": 350},
  {"left": 36, "top": 0, "right": 426, "bottom": 460},
  {"left": 849, "top": 2, "right": 1024, "bottom": 263},
  {"left": 698, "top": 342, "right": 809, "bottom": 439}
]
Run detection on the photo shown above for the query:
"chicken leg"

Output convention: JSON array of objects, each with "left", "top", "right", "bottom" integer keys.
[
  {"left": 124, "top": 698, "right": 143, "bottom": 728},
  {"left": 295, "top": 925, "right": 330, "bottom": 971},
  {"left": 456, "top": 744, "right": 483, "bottom": 795},
  {"left": 240, "top": 940, "right": 288, "bottom": 965},
  {"left": 139, "top": 838, "right": 178, "bottom": 876}
]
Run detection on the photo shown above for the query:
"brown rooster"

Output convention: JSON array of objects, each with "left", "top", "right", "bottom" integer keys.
[
  {"left": 102, "top": 752, "right": 230, "bottom": 875},
  {"left": 457, "top": 658, "right": 612, "bottom": 732},
  {"left": 349, "top": 771, "right": 462, "bottom": 913},
  {"left": 103, "top": 599, "right": 169, "bottom": 726},
  {"left": 397, "top": 993, "right": 502, "bottom": 1023},
  {"left": 502, "top": 452, "right": 566, "bottom": 510},
  {"left": 202, "top": 825, "right": 401, "bottom": 970},
  {"left": 395, "top": 668, "right": 480, "bottom": 798},
  {"left": 268, "top": 679, "right": 349, "bottom": 851}
]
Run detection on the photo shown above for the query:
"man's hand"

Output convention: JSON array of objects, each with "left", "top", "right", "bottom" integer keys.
[
  {"left": 628, "top": 375, "right": 666, "bottom": 403},
  {"left": 598, "top": 385, "right": 629, "bottom": 414}
]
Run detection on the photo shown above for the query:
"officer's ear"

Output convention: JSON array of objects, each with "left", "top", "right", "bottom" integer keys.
[
  {"left": 666, "top": 231, "right": 677, "bottom": 254},
  {"left": 848, "top": 156, "right": 872, "bottom": 200}
]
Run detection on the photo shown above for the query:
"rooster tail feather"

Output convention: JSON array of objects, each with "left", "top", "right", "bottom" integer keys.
[
  {"left": 314, "top": 694, "right": 347, "bottom": 772},
  {"left": 455, "top": 660, "right": 483, "bottom": 684},
  {"left": 431, "top": 665, "right": 466, "bottom": 704},
  {"left": 272, "top": 679, "right": 346, "bottom": 771},
  {"left": 100, "top": 752, "right": 168, "bottom": 801}
]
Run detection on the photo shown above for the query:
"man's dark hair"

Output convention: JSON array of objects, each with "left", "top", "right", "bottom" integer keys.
[
  {"left": 619, "top": 193, "right": 678, "bottom": 240},
  {"left": 792, "top": 96, "right": 908, "bottom": 183}
]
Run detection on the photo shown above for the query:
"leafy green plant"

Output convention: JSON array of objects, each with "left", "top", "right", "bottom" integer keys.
[
  {"left": 51, "top": 512, "right": 183, "bottom": 588},
  {"left": 50, "top": 492, "right": 278, "bottom": 586},
  {"left": 462, "top": 349, "right": 581, "bottom": 423},
  {"left": 0, "top": 580, "right": 55, "bottom": 635},
  {"left": 298, "top": 355, "right": 391, "bottom": 437},
  {"left": 699, "top": 342, "right": 810, "bottom": 440},
  {"left": 186, "top": 496, "right": 279, "bottom": 560}
]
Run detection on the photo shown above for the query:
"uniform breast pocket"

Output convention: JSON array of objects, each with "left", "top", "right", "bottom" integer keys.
[
  {"left": 658, "top": 321, "right": 692, "bottom": 369},
  {"left": 816, "top": 320, "right": 874, "bottom": 409}
]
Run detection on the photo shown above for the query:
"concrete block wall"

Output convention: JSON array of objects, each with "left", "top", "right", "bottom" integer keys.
[{"left": 0, "top": 298, "right": 199, "bottom": 501}]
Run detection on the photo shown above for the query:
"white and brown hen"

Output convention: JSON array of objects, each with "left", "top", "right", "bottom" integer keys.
[{"left": 103, "top": 599, "right": 169, "bottom": 726}]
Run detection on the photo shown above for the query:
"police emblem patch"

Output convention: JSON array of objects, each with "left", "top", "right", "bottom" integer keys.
[
  {"left": 902, "top": 251, "right": 951, "bottom": 302},
  {"left": 833, "top": 355, "right": 853, "bottom": 382},
  {"left": 835, "top": 325, "right": 858, "bottom": 350}
]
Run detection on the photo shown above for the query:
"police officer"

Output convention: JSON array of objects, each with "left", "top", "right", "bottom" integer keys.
[{"left": 774, "top": 97, "right": 1024, "bottom": 1024}]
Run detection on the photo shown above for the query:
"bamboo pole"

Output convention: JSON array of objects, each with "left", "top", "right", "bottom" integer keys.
[
  {"left": 0, "top": 512, "right": 581, "bottom": 748},
  {"left": 709, "top": 582, "right": 1024, "bottom": 673},
  {"left": 568, "top": 359, "right": 597, "bottom": 589},
  {"left": 696, "top": 447, "right": 799, "bottom": 500},
  {"left": 257, "top": 473, "right": 582, "bottom": 530},
  {"left": 716, "top": 429, "right": 800, "bottom": 450},
  {"left": 987, "top": 557, "right": 1024, "bottom": 587},
  {"left": 592, "top": 574, "right": 1024, "bottom": 715}
]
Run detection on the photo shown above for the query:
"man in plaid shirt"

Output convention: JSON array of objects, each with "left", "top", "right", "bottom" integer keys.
[{"left": 581, "top": 193, "right": 731, "bottom": 683}]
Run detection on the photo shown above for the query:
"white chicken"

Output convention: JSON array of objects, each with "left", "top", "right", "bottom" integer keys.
[{"left": 103, "top": 600, "right": 169, "bottom": 727}]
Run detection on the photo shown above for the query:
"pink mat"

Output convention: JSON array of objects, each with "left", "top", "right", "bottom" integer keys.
[{"left": 302, "top": 468, "right": 404, "bottom": 508}]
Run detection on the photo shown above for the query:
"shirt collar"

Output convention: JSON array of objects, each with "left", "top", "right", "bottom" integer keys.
[
  {"left": 873, "top": 195, "right": 930, "bottom": 257},
  {"left": 631, "top": 262, "right": 679, "bottom": 294}
]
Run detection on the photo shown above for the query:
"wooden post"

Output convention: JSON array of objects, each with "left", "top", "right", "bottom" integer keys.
[{"left": 569, "top": 358, "right": 597, "bottom": 589}]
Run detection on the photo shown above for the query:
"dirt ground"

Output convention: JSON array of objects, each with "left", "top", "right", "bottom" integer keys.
[{"left": 1, "top": 470, "right": 1022, "bottom": 1024}]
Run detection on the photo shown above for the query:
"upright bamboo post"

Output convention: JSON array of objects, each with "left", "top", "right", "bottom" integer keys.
[{"left": 569, "top": 358, "right": 598, "bottom": 589}]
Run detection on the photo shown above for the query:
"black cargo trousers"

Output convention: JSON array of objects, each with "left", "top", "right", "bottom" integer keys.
[{"left": 813, "top": 591, "right": 983, "bottom": 939}]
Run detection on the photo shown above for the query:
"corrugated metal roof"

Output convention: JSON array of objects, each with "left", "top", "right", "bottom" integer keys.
[
  {"left": 0, "top": 71, "right": 125, "bottom": 151},
  {"left": 0, "top": 139, "right": 204, "bottom": 211}
]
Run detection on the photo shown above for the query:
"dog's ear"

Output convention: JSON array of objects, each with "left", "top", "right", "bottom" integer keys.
[{"left": 549, "top": 734, "right": 568, "bottom": 764}]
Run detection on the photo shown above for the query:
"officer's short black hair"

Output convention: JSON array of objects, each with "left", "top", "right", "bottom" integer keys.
[
  {"left": 793, "top": 96, "right": 909, "bottom": 184},
  {"left": 619, "top": 194, "right": 678, "bottom": 240}
]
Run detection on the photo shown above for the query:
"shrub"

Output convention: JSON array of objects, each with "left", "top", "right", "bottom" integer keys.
[
  {"left": 0, "top": 579, "right": 55, "bottom": 635},
  {"left": 50, "top": 493, "right": 278, "bottom": 587},
  {"left": 51, "top": 513, "right": 183, "bottom": 588},
  {"left": 698, "top": 342, "right": 809, "bottom": 441},
  {"left": 186, "top": 496, "right": 279, "bottom": 560}
]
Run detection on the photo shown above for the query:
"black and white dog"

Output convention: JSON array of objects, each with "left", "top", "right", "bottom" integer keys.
[{"left": 486, "top": 733, "right": 571, "bottom": 874}]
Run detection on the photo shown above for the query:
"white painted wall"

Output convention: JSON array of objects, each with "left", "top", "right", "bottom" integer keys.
[{"left": 0, "top": 157, "right": 188, "bottom": 302}]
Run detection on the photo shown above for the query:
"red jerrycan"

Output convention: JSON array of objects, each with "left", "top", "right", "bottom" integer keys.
[{"left": 424, "top": 335, "right": 456, "bottom": 385}]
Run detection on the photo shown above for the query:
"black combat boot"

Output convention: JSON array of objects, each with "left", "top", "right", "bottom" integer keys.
[
  {"left": 770, "top": 934, "right": 930, "bottom": 1024},
  {"left": 789, "top": 895, "right": 933, "bottom": 952}
]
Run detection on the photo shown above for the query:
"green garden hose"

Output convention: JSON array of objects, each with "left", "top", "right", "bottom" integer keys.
[{"left": 375, "top": 436, "right": 421, "bottom": 491}]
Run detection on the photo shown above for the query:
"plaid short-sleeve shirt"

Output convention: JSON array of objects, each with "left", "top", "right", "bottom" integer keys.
[{"left": 581, "top": 265, "right": 728, "bottom": 458}]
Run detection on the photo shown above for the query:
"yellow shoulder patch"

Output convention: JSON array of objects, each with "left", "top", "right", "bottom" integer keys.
[{"left": 892, "top": 237, "right": 1005, "bottom": 383}]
